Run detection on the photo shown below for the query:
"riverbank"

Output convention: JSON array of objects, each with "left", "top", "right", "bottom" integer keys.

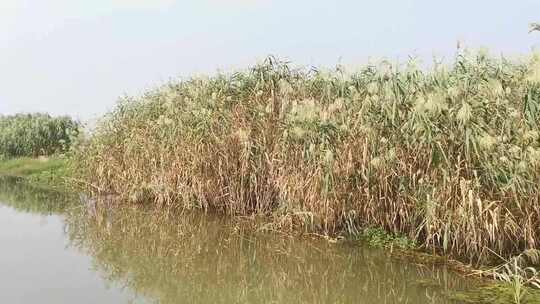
[
  {"left": 69, "top": 53, "right": 540, "bottom": 301},
  {"left": 0, "top": 157, "right": 69, "bottom": 190},
  {"left": 0, "top": 175, "right": 478, "bottom": 304},
  {"left": 0, "top": 170, "right": 537, "bottom": 302}
]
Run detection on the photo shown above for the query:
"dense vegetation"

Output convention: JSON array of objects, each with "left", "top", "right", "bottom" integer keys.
[
  {"left": 0, "top": 113, "right": 79, "bottom": 158},
  {"left": 75, "top": 51, "right": 540, "bottom": 265}
]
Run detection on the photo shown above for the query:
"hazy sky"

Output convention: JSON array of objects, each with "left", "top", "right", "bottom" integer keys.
[{"left": 1, "top": 0, "right": 539, "bottom": 120}]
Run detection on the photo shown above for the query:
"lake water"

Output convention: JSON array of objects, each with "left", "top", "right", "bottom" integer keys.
[{"left": 0, "top": 177, "right": 477, "bottom": 304}]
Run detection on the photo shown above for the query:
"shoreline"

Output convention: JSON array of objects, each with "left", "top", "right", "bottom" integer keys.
[
  {"left": 0, "top": 157, "right": 70, "bottom": 191},
  {"left": 0, "top": 168, "right": 537, "bottom": 302}
]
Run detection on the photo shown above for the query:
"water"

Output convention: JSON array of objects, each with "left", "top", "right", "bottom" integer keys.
[{"left": 0, "top": 177, "right": 476, "bottom": 304}]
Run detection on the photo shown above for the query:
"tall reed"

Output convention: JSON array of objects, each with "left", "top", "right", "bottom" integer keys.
[
  {"left": 0, "top": 113, "right": 79, "bottom": 158},
  {"left": 75, "top": 52, "right": 540, "bottom": 264}
]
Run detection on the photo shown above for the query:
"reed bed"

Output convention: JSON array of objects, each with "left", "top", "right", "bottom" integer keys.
[
  {"left": 75, "top": 51, "right": 540, "bottom": 264},
  {"left": 0, "top": 113, "right": 79, "bottom": 158}
]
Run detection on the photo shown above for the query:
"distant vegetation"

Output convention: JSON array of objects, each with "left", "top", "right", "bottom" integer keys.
[
  {"left": 75, "top": 51, "right": 540, "bottom": 266},
  {"left": 0, "top": 113, "right": 79, "bottom": 159}
]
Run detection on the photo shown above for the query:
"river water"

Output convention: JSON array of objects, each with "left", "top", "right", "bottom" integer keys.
[{"left": 0, "top": 177, "right": 477, "bottom": 304}]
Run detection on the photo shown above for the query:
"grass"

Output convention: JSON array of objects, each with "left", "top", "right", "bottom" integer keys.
[
  {"left": 0, "top": 157, "right": 69, "bottom": 189},
  {"left": 480, "top": 250, "right": 540, "bottom": 304},
  {"left": 358, "top": 227, "right": 416, "bottom": 250},
  {"left": 0, "top": 112, "right": 78, "bottom": 190},
  {"left": 74, "top": 50, "right": 540, "bottom": 272}
]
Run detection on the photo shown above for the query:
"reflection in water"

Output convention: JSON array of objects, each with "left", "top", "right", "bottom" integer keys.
[
  {"left": 65, "top": 205, "right": 473, "bottom": 304},
  {"left": 0, "top": 177, "right": 474, "bottom": 304},
  {"left": 0, "top": 176, "right": 74, "bottom": 214},
  {"left": 0, "top": 177, "right": 138, "bottom": 304}
]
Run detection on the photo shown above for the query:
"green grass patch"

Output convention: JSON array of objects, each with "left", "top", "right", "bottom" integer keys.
[
  {"left": 359, "top": 227, "right": 417, "bottom": 250},
  {"left": 0, "top": 157, "right": 69, "bottom": 189}
]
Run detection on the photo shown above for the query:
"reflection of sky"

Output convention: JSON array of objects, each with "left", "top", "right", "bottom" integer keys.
[
  {"left": 1, "top": 0, "right": 539, "bottom": 120},
  {"left": 0, "top": 204, "right": 144, "bottom": 304}
]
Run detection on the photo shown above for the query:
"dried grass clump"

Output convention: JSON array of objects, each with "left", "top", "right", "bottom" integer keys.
[{"left": 74, "top": 53, "right": 540, "bottom": 263}]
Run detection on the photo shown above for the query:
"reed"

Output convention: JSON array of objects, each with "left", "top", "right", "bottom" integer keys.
[
  {"left": 74, "top": 51, "right": 540, "bottom": 264},
  {"left": 0, "top": 113, "right": 79, "bottom": 159},
  {"left": 484, "top": 250, "right": 540, "bottom": 303}
]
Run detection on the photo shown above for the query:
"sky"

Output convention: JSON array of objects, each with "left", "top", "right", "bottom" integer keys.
[{"left": 1, "top": 0, "right": 540, "bottom": 121}]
